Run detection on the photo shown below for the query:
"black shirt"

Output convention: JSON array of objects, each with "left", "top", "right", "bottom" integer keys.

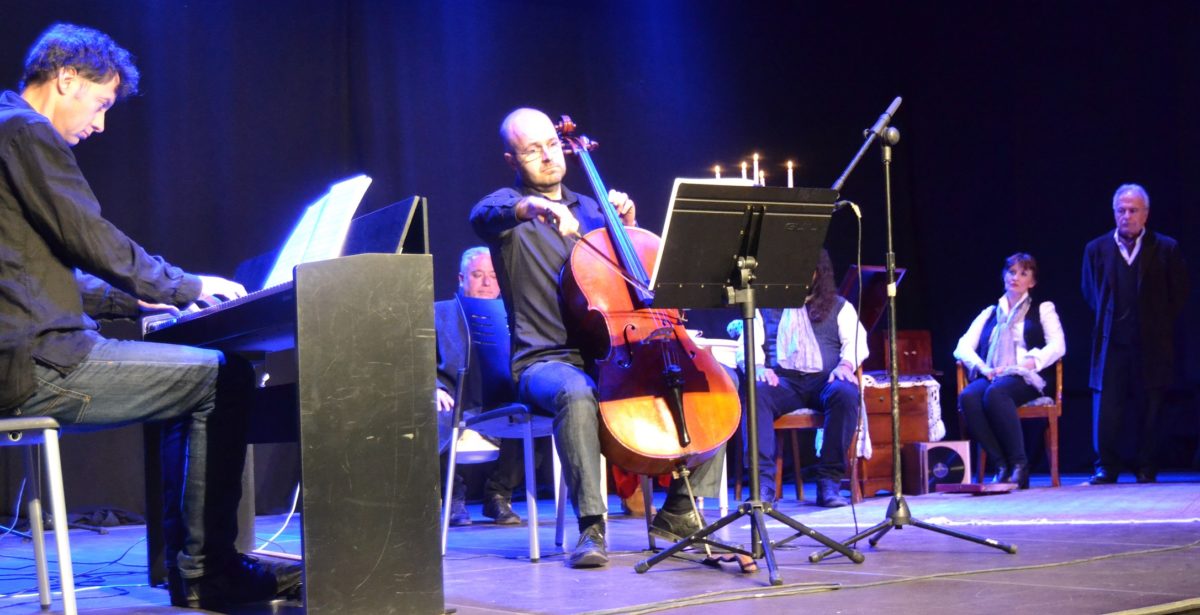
[
  {"left": 0, "top": 90, "right": 202, "bottom": 410},
  {"left": 469, "top": 184, "right": 606, "bottom": 380}
]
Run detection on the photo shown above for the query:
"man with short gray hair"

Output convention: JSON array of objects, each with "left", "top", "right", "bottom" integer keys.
[{"left": 1082, "top": 183, "right": 1188, "bottom": 484}]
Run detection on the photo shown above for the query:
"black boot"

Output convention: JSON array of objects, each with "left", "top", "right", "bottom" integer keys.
[
  {"left": 816, "top": 479, "right": 848, "bottom": 508},
  {"left": 483, "top": 495, "right": 522, "bottom": 525},
  {"left": 1008, "top": 463, "right": 1030, "bottom": 490},
  {"left": 173, "top": 555, "right": 302, "bottom": 609}
]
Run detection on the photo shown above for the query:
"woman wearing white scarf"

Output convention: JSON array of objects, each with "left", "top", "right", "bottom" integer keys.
[{"left": 954, "top": 253, "right": 1066, "bottom": 489}]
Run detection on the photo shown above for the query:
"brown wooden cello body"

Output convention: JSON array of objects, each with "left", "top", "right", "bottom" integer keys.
[{"left": 556, "top": 118, "right": 740, "bottom": 476}]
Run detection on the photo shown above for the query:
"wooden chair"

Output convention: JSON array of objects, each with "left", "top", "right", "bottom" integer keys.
[
  {"left": 0, "top": 417, "right": 77, "bottom": 615},
  {"left": 732, "top": 367, "right": 866, "bottom": 504},
  {"left": 955, "top": 361, "right": 1062, "bottom": 487}
]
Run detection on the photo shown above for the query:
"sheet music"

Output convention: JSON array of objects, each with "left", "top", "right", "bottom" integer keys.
[{"left": 263, "top": 174, "right": 372, "bottom": 288}]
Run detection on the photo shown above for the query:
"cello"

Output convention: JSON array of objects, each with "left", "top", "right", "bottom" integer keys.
[{"left": 556, "top": 116, "right": 741, "bottom": 476}]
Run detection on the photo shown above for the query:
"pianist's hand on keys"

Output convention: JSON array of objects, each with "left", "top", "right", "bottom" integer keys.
[{"left": 196, "top": 275, "right": 248, "bottom": 309}]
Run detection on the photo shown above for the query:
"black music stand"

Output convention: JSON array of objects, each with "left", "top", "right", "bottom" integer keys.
[{"left": 634, "top": 180, "right": 864, "bottom": 585}]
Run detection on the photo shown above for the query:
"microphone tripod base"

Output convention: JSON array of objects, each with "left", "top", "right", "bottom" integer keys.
[{"left": 808, "top": 495, "right": 1017, "bottom": 563}]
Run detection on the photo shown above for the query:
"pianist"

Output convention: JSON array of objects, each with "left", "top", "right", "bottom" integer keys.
[{"left": 0, "top": 24, "right": 299, "bottom": 609}]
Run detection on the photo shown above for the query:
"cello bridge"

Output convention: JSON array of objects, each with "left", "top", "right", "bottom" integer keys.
[{"left": 639, "top": 326, "right": 676, "bottom": 345}]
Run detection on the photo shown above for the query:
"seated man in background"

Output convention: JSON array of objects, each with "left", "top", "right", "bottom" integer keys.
[{"left": 435, "top": 246, "right": 533, "bottom": 525}]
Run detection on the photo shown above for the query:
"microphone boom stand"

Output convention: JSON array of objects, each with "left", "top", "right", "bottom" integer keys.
[{"left": 812, "top": 100, "right": 1016, "bottom": 563}]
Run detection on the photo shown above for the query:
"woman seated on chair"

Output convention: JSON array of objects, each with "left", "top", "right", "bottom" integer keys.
[{"left": 954, "top": 252, "right": 1065, "bottom": 489}]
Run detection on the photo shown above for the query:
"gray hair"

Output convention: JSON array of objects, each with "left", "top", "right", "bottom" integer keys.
[
  {"left": 1113, "top": 183, "right": 1150, "bottom": 208},
  {"left": 459, "top": 246, "right": 491, "bottom": 275}
]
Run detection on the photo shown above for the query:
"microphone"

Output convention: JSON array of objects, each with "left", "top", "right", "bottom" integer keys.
[{"left": 863, "top": 96, "right": 903, "bottom": 139}]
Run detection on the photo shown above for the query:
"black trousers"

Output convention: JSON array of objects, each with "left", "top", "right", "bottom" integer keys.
[
  {"left": 958, "top": 375, "right": 1040, "bottom": 467},
  {"left": 1093, "top": 344, "right": 1165, "bottom": 473}
]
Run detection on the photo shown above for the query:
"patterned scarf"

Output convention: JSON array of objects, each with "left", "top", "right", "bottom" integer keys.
[
  {"left": 776, "top": 305, "right": 823, "bottom": 373},
  {"left": 984, "top": 295, "right": 1030, "bottom": 370}
]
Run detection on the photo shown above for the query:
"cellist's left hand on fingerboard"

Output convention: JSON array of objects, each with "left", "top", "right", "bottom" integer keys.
[{"left": 608, "top": 189, "right": 636, "bottom": 226}]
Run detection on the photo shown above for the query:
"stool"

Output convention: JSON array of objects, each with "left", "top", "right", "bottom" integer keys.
[{"left": 0, "top": 416, "right": 76, "bottom": 615}]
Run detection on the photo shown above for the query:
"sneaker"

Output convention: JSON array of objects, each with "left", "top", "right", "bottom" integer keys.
[
  {"left": 816, "top": 478, "right": 848, "bottom": 508},
  {"left": 172, "top": 554, "right": 303, "bottom": 609},
  {"left": 566, "top": 524, "right": 608, "bottom": 568},
  {"left": 449, "top": 496, "right": 472, "bottom": 526},
  {"left": 482, "top": 495, "right": 522, "bottom": 525},
  {"left": 649, "top": 507, "right": 704, "bottom": 542}
]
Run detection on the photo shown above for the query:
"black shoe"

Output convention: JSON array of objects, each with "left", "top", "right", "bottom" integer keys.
[
  {"left": 166, "top": 567, "right": 185, "bottom": 606},
  {"left": 1136, "top": 469, "right": 1158, "bottom": 484},
  {"left": 1009, "top": 463, "right": 1030, "bottom": 490},
  {"left": 649, "top": 507, "right": 704, "bottom": 542},
  {"left": 566, "top": 524, "right": 608, "bottom": 568},
  {"left": 1087, "top": 468, "right": 1118, "bottom": 485},
  {"left": 989, "top": 463, "right": 1011, "bottom": 484},
  {"left": 449, "top": 497, "right": 472, "bottom": 527},
  {"left": 172, "top": 554, "right": 303, "bottom": 609},
  {"left": 482, "top": 495, "right": 522, "bottom": 525},
  {"left": 816, "top": 479, "right": 848, "bottom": 508}
]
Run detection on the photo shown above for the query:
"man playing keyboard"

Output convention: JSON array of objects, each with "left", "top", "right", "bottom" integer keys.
[{"left": 0, "top": 24, "right": 300, "bottom": 609}]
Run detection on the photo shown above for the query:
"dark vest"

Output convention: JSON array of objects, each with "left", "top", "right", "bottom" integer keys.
[
  {"left": 810, "top": 297, "right": 846, "bottom": 374},
  {"left": 975, "top": 297, "right": 1056, "bottom": 393},
  {"left": 1111, "top": 254, "right": 1139, "bottom": 345}
]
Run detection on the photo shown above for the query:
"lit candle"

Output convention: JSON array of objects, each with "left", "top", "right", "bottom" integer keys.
[
  {"left": 787, "top": 161, "right": 794, "bottom": 188},
  {"left": 758, "top": 170, "right": 765, "bottom": 185},
  {"left": 752, "top": 153, "right": 760, "bottom": 184},
  {"left": 741, "top": 161, "right": 748, "bottom": 180},
  {"left": 714, "top": 165, "right": 721, "bottom": 179}
]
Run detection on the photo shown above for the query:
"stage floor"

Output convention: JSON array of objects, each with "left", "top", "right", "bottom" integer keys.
[{"left": 1, "top": 473, "right": 1198, "bottom": 614}]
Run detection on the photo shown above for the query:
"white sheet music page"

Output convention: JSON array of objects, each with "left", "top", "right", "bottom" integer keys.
[{"left": 263, "top": 174, "right": 372, "bottom": 288}]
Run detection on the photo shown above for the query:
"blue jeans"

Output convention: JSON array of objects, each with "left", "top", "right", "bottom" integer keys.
[
  {"left": 518, "top": 361, "right": 723, "bottom": 520},
  {"left": 15, "top": 337, "right": 251, "bottom": 579}
]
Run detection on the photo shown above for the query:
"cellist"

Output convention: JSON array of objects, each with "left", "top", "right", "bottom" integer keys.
[{"left": 470, "top": 108, "right": 725, "bottom": 569}]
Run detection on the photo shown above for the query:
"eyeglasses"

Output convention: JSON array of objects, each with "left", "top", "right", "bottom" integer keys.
[{"left": 515, "top": 139, "right": 562, "bottom": 162}]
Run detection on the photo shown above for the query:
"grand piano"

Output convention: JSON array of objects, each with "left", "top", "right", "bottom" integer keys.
[{"left": 143, "top": 196, "right": 442, "bottom": 614}]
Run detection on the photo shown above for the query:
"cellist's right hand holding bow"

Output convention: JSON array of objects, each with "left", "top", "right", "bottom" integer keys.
[{"left": 517, "top": 195, "right": 580, "bottom": 238}]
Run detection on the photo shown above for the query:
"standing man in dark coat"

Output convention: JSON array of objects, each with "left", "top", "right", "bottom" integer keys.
[{"left": 1082, "top": 183, "right": 1188, "bottom": 484}]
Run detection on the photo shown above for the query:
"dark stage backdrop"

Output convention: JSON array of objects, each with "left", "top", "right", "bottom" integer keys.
[{"left": 3, "top": 1, "right": 1199, "bottom": 512}]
